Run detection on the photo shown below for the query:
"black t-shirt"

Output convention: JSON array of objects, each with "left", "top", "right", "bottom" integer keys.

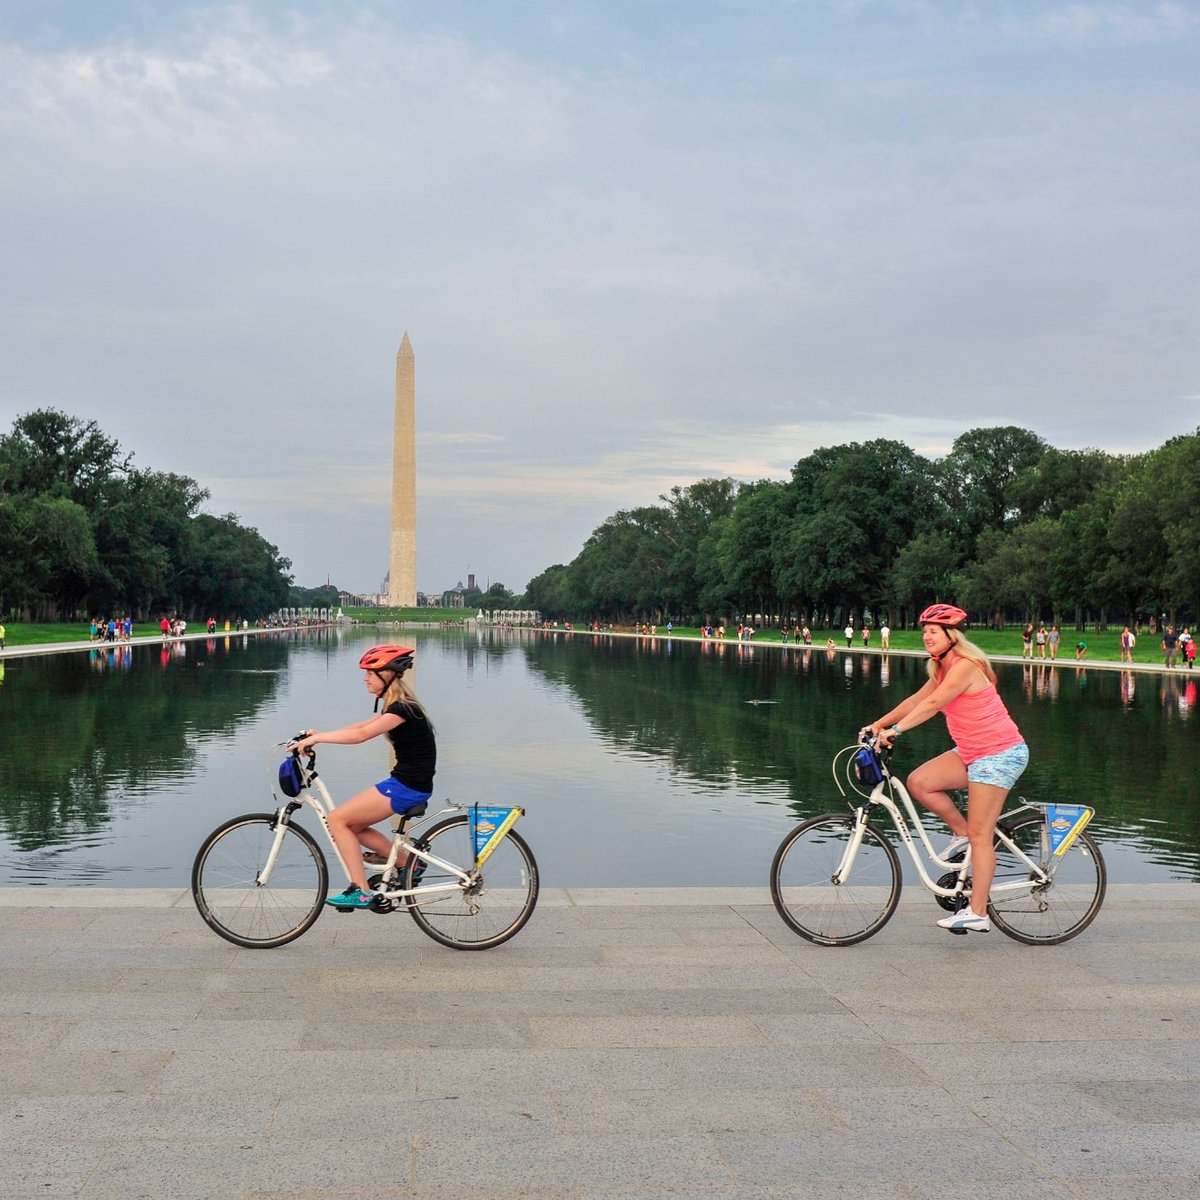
[{"left": 385, "top": 701, "right": 437, "bottom": 793}]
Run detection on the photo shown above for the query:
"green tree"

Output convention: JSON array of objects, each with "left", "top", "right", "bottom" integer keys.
[
  {"left": 0, "top": 494, "right": 99, "bottom": 619},
  {"left": 716, "top": 481, "right": 789, "bottom": 621},
  {"left": 0, "top": 408, "right": 293, "bottom": 621},
  {"left": 938, "top": 426, "right": 1049, "bottom": 546},
  {"left": 781, "top": 440, "right": 936, "bottom": 620},
  {"left": 289, "top": 583, "right": 341, "bottom": 609},
  {"left": 658, "top": 478, "right": 741, "bottom": 618},
  {"left": 525, "top": 564, "right": 573, "bottom": 619},
  {"left": 181, "top": 513, "right": 291, "bottom": 618},
  {"left": 1008, "top": 447, "right": 1121, "bottom": 523},
  {"left": 957, "top": 518, "right": 1063, "bottom": 622},
  {"left": 0, "top": 409, "right": 128, "bottom": 506},
  {"left": 91, "top": 470, "right": 209, "bottom": 616},
  {"left": 480, "top": 581, "right": 516, "bottom": 609},
  {"left": 889, "top": 530, "right": 960, "bottom": 622}
]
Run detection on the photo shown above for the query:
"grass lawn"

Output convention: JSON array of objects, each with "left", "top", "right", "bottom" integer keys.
[
  {"left": 606, "top": 623, "right": 1182, "bottom": 668},
  {"left": 0, "top": 622, "right": 167, "bottom": 646},
  {"left": 342, "top": 606, "right": 471, "bottom": 623},
  {"left": 3, "top": 613, "right": 1187, "bottom": 669},
  {"left": 1, "top": 608, "right": 471, "bottom": 648}
]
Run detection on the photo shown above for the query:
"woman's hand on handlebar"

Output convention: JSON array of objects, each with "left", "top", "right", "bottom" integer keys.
[{"left": 859, "top": 722, "right": 895, "bottom": 750}]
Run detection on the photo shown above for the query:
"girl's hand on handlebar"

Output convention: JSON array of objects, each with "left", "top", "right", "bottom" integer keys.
[{"left": 290, "top": 730, "right": 316, "bottom": 756}]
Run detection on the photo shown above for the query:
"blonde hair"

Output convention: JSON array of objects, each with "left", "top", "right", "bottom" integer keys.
[
  {"left": 379, "top": 672, "right": 434, "bottom": 770},
  {"left": 926, "top": 628, "right": 996, "bottom": 684}
]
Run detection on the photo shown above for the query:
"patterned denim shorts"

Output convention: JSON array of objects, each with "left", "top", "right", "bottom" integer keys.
[{"left": 964, "top": 742, "right": 1029, "bottom": 789}]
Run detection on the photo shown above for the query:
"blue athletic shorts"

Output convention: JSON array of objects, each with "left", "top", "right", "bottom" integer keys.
[
  {"left": 374, "top": 777, "right": 432, "bottom": 815},
  {"left": 962, "top": 742, "right": 1029, "bottom": 789}
]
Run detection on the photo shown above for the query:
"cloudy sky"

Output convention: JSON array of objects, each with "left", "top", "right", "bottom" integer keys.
[{"left": 2, "top": 2, "right": 1198, "bottom": 596}]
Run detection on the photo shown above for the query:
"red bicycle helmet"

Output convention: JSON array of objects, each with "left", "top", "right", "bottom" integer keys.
[
  {"left": 917, "top": 604, "right": 968, "bottom": 628},
  {"left": 358, "top": 644, "right": 415, "bottom": 674}
]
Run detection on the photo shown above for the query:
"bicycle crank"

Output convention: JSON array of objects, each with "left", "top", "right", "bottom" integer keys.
[{"left": 935, "top": 871, "right": 971, "bottom": 912}]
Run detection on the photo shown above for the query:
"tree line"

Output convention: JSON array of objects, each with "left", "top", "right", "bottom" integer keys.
[
  {"left": 524, "top": 426, "right": 1200, "bottom": 630},
  {"left": 0, "top": 409, "right": 291, "bottom": 622}
]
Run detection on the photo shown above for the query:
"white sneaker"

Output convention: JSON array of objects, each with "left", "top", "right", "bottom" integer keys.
[
  {"left": 942, "top": 836, "right": 969, "bottom": 860},
  {"left": 937, "top": 906, "right": 990, "bottom": 933}
]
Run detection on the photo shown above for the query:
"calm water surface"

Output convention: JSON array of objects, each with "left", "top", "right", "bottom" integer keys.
[{"left": 0, "top": 628, "right": 1196, "bottom": 885}]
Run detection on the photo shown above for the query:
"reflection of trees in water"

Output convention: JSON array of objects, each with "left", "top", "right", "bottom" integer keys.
[
  {"left": 521, "top": 634, "right": 906, "bottom": 806},
  {"left": 425, "top": 628, "right": 525, "bottom": 674},
  {"left": 0, "top": 637, "right": 288, "bottom": 850},
  {"left": 1013, "top": 662, "right": 1200, "bottom": 878},
  {"left": 522, "top": 635, "right": 1200, "bottom": 879}
]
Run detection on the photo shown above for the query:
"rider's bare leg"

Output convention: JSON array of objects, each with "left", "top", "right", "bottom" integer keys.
[
  {"left": 906, "top": 750, "right": 970, "bottom": 838},
  {"left": 964, "top": 782, "right": 1009, "bottom": 916}
]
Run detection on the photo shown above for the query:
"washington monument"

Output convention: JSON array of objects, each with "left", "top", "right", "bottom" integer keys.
[{"left": 388, "top": 333, "right": 417, "bottom": 606}]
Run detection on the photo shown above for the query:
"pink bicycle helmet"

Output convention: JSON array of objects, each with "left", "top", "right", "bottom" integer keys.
[{"left": 917, "top": 604, "right": 968, "bottom": 628}]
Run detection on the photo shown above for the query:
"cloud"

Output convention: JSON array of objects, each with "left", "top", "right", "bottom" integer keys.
[
  {"left": 1024, "top": 2, "right": 1198, "bottom": 45},
  {"left": 419, "top": 432, "right": 507, "bottom": 447},
  {"left": 1, "top": 2, "right": 1198, "bottom": 593}
]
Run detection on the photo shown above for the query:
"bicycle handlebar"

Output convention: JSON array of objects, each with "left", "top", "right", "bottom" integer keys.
[{"left": 281, "top": 733, "right": 317, "bottom": 765}]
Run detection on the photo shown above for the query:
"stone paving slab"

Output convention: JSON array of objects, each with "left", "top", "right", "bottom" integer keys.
[{"left": 0, "top": 885, "right": 1197, "bottom": 1198}]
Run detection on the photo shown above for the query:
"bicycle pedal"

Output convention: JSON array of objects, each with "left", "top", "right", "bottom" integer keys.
[
  {"left": 948, "top": 927, "right": 969, "bottom": 936},
  {"left": 334, "top": 906, "right": 356, "bottom": 913}
]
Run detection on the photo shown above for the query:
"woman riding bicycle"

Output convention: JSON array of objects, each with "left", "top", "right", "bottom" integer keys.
[
  {"left": 292, "top": 644, "right": 436, "bottom": 910},
  {"left": 864, "top": 604, "right": 1028, "bottom": 934}
]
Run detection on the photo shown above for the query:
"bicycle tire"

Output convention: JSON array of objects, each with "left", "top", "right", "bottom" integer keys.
[
  {"left": 192, "top": 814, "right": 328, "bottom": 949},
  {"left": 405, "top": 815, "right": 539, "bottom": 950},
  {"left": 987, "top": 812, "right": 1106, "bottom": 945},
  {"left": 770, "top": 813, "right": 902, "bottom": 946}
]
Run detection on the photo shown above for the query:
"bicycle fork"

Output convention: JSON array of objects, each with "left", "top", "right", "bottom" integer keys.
[
  {"left": 256, "top": 807, "right": 296, "bottom": 887},
  {"left": 832, "top": 809, "right": 871, "bottom": 884}
]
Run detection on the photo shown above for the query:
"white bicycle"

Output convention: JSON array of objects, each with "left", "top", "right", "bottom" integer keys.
[
  {"left": 770, "top": 739, "right": 1106, "bottom": 946},
  {"left": 192, "top": 739, "right": 539, "bottom": 950}
]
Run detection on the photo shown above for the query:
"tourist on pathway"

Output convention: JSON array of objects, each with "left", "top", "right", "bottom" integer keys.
[
  {"left": 1163, "top": 626, "right": 1179, "bottom": 669},
  {"left": 1120, "top": 626, "right": 1135, "bottom": 663}
]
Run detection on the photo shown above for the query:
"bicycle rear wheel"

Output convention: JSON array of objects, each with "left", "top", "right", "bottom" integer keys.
[
  {"left": 770, "top": 813, "right": 901, "bottom": 946},
  {"left": 192, "top": 814, "right": 328, "bottom": 948},
  {"left": 405, "top": 815, "right": 539, "bottom": 950},
  {"left": 988, "top": 812, "right": 1106, "bottom": 945}
]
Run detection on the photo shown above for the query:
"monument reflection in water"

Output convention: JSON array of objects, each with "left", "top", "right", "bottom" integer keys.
[{"left": 0, "top": 628, "right": 1196, "bottom": 886}]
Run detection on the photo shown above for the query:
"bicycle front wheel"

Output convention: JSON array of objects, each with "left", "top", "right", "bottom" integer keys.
[
  {"left": 988, "top": 812, "right": 1106, "bottom": 945},
  {"left": 192, "top": 814, "right": 328, "bottom": 948},
  {"left": 770, "top": 813, "right": 901, "bottom": 946},
  {"left": 405, "top": 815, "right": 539, "bottom": 950}
]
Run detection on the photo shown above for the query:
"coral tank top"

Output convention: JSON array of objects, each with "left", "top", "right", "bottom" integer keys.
[{"left": 941, "top": 669, "right": 1023, "bottom": 764}]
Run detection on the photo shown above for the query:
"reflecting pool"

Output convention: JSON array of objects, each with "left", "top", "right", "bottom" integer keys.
[{"left": 0, "top": 628, "right": 1196, "bottom": 885}]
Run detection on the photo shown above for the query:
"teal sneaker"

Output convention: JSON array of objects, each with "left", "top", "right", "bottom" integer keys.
[{"left": 325, "top": 886, "right": 376, "bottom": 912}]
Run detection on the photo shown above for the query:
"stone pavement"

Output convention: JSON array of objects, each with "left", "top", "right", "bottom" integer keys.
[{"left": 1, "top": 884, "right": 1198, "bottom": 1200}]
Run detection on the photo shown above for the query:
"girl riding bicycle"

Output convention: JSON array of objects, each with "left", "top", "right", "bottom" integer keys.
[
  {"left": 293, "top": 644, "right": 436, "bottom": 910},
  {"left": 864, "top": 604, "right": 1028, "bottom": 934}
]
